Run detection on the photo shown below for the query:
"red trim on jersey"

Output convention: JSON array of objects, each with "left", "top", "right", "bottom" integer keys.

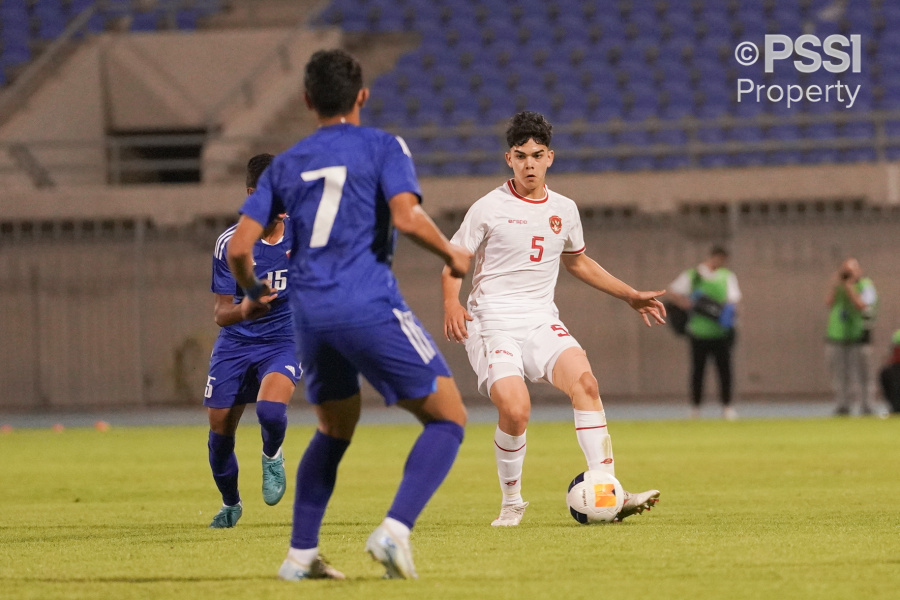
[
  {"left": 562, "top": 246, "right": 586, "bottom": 255},
  {"left": 507, "top": 179, "right": 548, "bottom": 203},
  {"left": 494, "top": 440, "right": 527, "bottom": 453}
]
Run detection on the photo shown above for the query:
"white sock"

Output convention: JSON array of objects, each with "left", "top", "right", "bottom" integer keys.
[
  {"left": 494, "top": 426, "right": 526, "bottom": 505},
  {"left": 382, "top": 517, "right": 411, "bottom": 541},
  {"left": 574, "top": 409, "right": 615, "bottom": 476},
  {"left": 264, "top": 447, "right": 282, "bottom": 460},
  {"left": 287, "top": 546, "right": 318, "bottom": 566}
]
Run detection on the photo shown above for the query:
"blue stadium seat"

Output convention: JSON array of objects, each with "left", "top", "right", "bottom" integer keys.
[
  {"left": 839, "top": 148, "right": 877, "bottom": 163},
  {"left": 130, "top": 10, "right": 162, "bottom": 32},
  {"left": 696, "top": 127, "right": 726, "bottom": 144},
  {"left": 734, "top": 99, "right": 765, "bottom": 118},
  {"left": 698, "top": 154, "right": 729, "bottom": 169},
  {"left": 840, "top": 122, "right": 875, "bottom": 139},
  {"left": 766, "top": 150, "right": 804, "bottom": 166},
  {"left": 579, "top": 129, "right": 614, "bottom": 151},
  {"left": 766, "top": 125, "right": 801, "bottom": 141},
  {"left": 582, "top": 156, "right": 619, "bottom": 172},
  {"left": 617, "top": 128, "right": 651, "bottom": 147},
  {"left": 174, "top": 9, "right": 200, "bottom": 30},
  {"left": 803, "top": 122, "right": 840, "bottom": 164},
  {"left": 885, "top": 121, "right": 900, "bottom": 138},
  {"left": 654, "top": 129, "right": 688, "bottom": 146}
]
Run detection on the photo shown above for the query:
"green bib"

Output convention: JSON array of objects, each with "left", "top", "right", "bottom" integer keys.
[
  {"left": 827, "top": 277, "right": 876, "bottom": 343},
  {"left": 688, "top": 268, "right": 732, "bottom": 339}
]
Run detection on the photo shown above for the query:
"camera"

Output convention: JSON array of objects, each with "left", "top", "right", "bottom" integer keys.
[{"left": 840, "top": 271, "right": 851, "bottom": 281}]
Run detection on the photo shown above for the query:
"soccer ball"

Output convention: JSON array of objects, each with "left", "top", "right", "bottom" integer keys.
[{"left": 566, "top": 470, "right": 624, "bottom": 524}]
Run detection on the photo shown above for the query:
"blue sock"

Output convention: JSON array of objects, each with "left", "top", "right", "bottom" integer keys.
[
  {"left": 256, "top": 400, "right": 288, "bottom": 457},
  {"left": 387, "top": 420, "right": 464, "bottom": 530},
  {"left": 290, "top": 430, "right": 350, "bottom": 549},
  {"left": 208, "top": 431, "right": 240, "bottom": 506}
]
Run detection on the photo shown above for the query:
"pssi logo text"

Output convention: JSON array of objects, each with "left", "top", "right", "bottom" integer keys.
[{"left": 765, "top": 34, "right": 861, "bottom": 73}]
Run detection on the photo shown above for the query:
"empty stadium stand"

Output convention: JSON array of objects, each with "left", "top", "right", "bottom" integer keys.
[
  {"left": 0, "top": 0, "right": 225, "bottom": 85},
  {"left": 313, "top": 0, "right": 900, "bottom": 175}
]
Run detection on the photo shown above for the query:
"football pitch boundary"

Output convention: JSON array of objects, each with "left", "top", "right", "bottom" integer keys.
[
  {"left": 1, "top": 411, "right": 898, "bottom": 600},
  {"left": 0, "top": 397, "right": 846, "bottom": 431}
]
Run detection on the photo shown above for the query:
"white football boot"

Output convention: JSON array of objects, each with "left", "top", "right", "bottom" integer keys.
[
  {"left": 491, "top": 501, "right": 529, "bottom": 527},
  {"left": 365, "top": 523, "right": 418, "bottom": 579},
  {"left": 615, "top": 490, "right": 660, "bottom": 521}
]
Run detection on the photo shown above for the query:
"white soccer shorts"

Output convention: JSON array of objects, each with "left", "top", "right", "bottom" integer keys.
[{"left": 465, "top": 313, "right": 582, "bottom": 398}]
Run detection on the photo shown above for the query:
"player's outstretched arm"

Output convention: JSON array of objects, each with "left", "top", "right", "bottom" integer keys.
[
  {"left": 441, "top": 266, "right": 472, "bottom": 342},
  {"left": 226, "top": 215, "right": 276, "bottom": 321},
  {"left": 562, "top": 253, "right": 667, "bottom": 327},
  {"left": 389, "top": 192, "right": 472, "bottom": 278}
]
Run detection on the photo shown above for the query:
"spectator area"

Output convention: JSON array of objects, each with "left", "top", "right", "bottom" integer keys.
[
  {"left": 316, "top": 0, "right": 900, "bottom": 174},
  {"left": 0, "top": 0, "right": 225, "bottom": 85}
]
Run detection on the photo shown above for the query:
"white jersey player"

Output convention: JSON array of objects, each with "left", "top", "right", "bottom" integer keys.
[{"left": 442, "top": 111, "right": 666, "bottom": 526}]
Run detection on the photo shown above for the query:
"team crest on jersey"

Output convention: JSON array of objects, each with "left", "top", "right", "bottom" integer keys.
[{"left": 549, "top": 215, "right": 562, "bottom": 234}]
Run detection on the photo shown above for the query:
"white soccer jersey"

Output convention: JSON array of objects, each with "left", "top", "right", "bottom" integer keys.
[{"left": 451, "top": 179, "right": 585, "bottom": 318}]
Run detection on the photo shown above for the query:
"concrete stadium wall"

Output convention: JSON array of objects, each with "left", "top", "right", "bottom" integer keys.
[
  {"left": 0, "top": 26, "right": 341, "bottom": 188},
  {"left": 1, "top": 210, "right": 897, "bottom": 410}
]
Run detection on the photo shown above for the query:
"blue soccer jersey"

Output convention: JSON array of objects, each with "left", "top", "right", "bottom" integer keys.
[
  {"left": 211, "top": 222, "right": 294, "bottom": 343},
  {"left": 239, "top": 124, "right": 421, "bottom": 330},
  {"left": 238, "top": 123, "right": 451, "bottom": 405}
]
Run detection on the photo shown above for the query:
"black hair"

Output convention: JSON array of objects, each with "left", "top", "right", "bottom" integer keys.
[
  {"left": 710, "top": 245, "right": 730, "bottom": 258},
  {"left": 505, "top": 111, "right": 553, "bottom": 149},
  {"left": 304, "top": 49, "right": 363, "bottom": 118},
  {"left": 246, "top": 153, "right": 274, "bottom": 188}
]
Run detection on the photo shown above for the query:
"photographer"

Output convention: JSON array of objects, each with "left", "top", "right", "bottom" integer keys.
[
  {"left": 879, "top": 330, "right": 900, "bottom": 414},
  {"left": 825, "top": 257, "right": 878, "bottom": 416},
  {"left": 669, "top": 246, "right": 742, "bottom": 420}
]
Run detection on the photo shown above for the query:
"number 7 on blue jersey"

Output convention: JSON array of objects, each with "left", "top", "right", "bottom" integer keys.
[{"left": 301, "top": 166, "right": 347, "bottom": 248}]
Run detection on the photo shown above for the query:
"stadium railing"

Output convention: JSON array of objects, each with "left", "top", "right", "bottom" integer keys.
[{"left": 1, "top": 108, "right": 898, "bottom": 186}]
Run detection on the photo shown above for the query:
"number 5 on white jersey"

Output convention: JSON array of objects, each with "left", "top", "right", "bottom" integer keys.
[{"left": 302, "top": 166, "right": 347, "bottom": 248}]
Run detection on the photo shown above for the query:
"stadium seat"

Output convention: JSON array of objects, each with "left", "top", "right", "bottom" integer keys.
[{"left": 303, "top": 0, "right": 890, "bottom": 172}]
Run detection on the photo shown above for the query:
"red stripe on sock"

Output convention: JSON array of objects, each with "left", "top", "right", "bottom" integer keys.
[
  {"left": 575, "top": 425, "right": 607, "bottom": 431},
  {"left": 494, "top": 440, "right": 526, "bottom": 452}
]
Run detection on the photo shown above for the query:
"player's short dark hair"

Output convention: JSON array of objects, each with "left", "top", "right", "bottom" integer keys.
[
  {"left": 246, "top": 153, "right": 274, "bottom": 188},
  {"left": 304, "top": 49, "right": 363, "bottom": 118},
  {"left": 710, "top": 245, "right": 730, "bottom": 258},
  {"left": 506, "top": 111, "right": 553, "bottom": 149}
]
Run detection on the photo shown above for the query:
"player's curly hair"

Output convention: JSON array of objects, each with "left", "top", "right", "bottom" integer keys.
[
  {"left": 304, "top": 49, "right": 363, "bottom": 118},
  {"left": 246, "top": 153, "right": 274, "bottom": 188},
  {"left": 506, "top": 111, "right": 553, "bottom": 149}
]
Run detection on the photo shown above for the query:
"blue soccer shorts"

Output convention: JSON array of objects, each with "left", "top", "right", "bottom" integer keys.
[
  {"left": 299, "top": 308, "right": 451, "bottom": 405},
  {"left": 204, "top": 336, "right": 301, "bottom": 409}
]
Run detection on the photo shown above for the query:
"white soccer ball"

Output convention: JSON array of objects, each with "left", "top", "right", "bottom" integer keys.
[{"left": 566, "top": 470, "right": 625, "bottom": 524}]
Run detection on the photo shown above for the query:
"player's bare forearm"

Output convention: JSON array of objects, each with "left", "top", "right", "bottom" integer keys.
[
  {"left": 441, "top": 266, "right": 464, "bottom": 309},
  {"left": 562, "top": 253, "right": 635, "bottom": 300},
  {"left": 391, "top": 195, "right": 451, "bottom": 258},
  {"left": 563, "top": 253, "right": 666, "bottom": 326},
  {"left": 390, "top": 193, "right": 471, "bottom": 277},
  {"left": 441, "top": 266, "right": 471, "bottom": 342}
]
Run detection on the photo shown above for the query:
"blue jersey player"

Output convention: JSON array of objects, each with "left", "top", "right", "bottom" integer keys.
[
  {"left": 205, "top": 153, "right": 299, "bottom": 528},
  {"left": 227, "top": 49, "right": 472, "bottom": 581}
]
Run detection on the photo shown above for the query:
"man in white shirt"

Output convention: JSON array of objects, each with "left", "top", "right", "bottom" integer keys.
[{"left": 441, "top": 111, "right": 666, "bottom": 526}]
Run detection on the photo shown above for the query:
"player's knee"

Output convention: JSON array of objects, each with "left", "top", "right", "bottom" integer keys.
[
  {"left": 572, "top": 372, "right": 599, "bottom": 401},
  {"left": 501, "top": 403, "right": 531, "bottom": 431}
]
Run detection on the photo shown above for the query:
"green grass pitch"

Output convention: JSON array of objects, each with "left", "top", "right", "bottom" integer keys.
[{"left": 1, "top": 416, "right": 899, "bottom": 600}]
